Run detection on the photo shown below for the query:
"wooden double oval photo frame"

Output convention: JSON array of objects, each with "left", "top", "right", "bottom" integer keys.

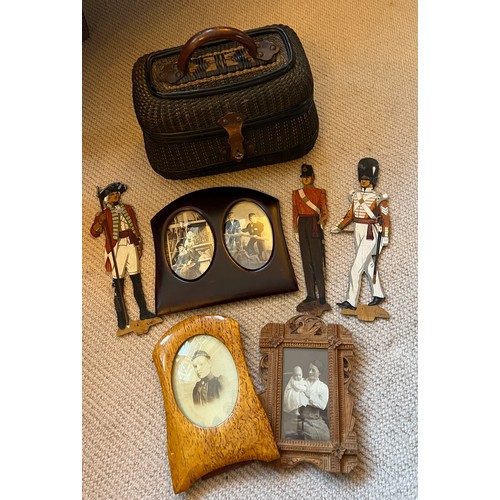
[{"left": 151, "top": 187, "right": 298, "bottom": 315}]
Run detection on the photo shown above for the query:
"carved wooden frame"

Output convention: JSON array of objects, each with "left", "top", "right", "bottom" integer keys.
[
  {"left": 153, "top": 314, "right": 280, "bottom": 493},
  {"left": 259, "top": 314, "right": 358, "bottom": 473}
]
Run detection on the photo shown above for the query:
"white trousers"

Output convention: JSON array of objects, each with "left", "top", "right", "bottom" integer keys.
[
  {"left": 106, "top": 238, "right": 139, "bottom": 279},
  {"left": 346, "top": 223, "right": 384, "bottom": 306}
]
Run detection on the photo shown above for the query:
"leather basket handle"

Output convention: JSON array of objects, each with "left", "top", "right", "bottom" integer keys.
[{"left": 165, "top": 27, "right": 279, "bottom": 84}]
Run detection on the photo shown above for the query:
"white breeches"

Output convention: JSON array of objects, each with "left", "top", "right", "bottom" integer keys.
[
  {"left": 346, "top": 223, "right": 384, "bottom": 305},
  {"left": 106, "top": 239, "right": 139, "bottom": 279}
]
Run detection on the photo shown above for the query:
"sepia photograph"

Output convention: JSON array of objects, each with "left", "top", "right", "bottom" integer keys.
[
  {"left": 152, "top": 187, "right": 298, "bottom": 315},
  {"left": 165, "top": 210, "right": 215, "bottom": 280},
  {"left": 281, "top": 348, "right": 330, "bottom": 441},
  {"left": 223, "top": 201, "right": 273, "bottom": 270},
  {"left": 172, "top": 334, "right": 238, "bottom": 428},
  {"left": 260, "top": 317, "right": 358, "bottom": 472}
]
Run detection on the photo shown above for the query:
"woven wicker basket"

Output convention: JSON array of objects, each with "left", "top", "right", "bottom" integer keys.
[{"left": 132, "top": 25, "right": 319, "bottom": 179}]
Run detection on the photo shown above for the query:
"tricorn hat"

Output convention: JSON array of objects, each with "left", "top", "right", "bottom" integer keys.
[
  {"left": 99, "top": 182, "right": 127, "bottom": 200},
  {"left": 357, "top": 158, "right": 379, "bottom": 187},
  {"left": 300, "top": 163, "right": 315, "bottom": 177}
]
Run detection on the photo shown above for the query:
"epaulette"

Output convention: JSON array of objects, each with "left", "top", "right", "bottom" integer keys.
[
  {"left": 377, "top": 192, "right": 389, "bottom": 204},
  {"left": 348, "top": 189, "right": 356, "bottom": 202}
]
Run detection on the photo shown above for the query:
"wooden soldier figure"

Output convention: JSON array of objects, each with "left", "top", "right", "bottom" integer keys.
[
  {"left": 90, "top": 182, "right": 160, "bottom": 335},
  {"left": 292, "top": 164, "right": 331, "bottom": 313},
  {"left": 332, "top": 158, "right": 390, "bottom": 317}
]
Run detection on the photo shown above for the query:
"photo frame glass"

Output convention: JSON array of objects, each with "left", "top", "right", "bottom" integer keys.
[
  {"left": 223, "top": 201, "right": 273, "bottom": 270},
  {"left": 152, "top": 187, "right": 298, "bottom": 315},
  {"left": 281, "top": 347, "right": 330, "bottom": 441},
  {"left": 172, "top": 334, "right": 239, "bottom": 428},
  {"left": 165, "top": 210, "right": 215, "bottom": 280},
  {"left": 259, "top": 315, "right": 358, "bottom": 473}
]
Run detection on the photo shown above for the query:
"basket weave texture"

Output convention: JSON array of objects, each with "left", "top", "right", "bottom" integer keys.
[{"left": 132, "top": 25, "right": 319, "bottom": 179}]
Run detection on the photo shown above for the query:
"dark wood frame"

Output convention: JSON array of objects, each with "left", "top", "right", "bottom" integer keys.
[
  {"left": 151, "top": 187, "right": 297, "bottom": 315},
  {"left": 153, "top": 315, "right": 280, "bottom": 493},
  {"left": 259, "top": 314, "right": 358, "bottom": 473}
]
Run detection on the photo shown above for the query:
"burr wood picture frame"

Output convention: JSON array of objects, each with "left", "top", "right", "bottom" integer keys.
[
  {"left": 259, "top": 314, "right": 358, "bottom": 473},
  {"left": 151, "top": 187, "right": 298, "bottom": 315},
  {"left": 153, "top": 315, "right": 280, "bottom": 494}
]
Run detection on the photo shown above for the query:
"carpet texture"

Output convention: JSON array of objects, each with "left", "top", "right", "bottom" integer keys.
[{"left": 82, "top": 0, "right": 417, "bottom": 498}]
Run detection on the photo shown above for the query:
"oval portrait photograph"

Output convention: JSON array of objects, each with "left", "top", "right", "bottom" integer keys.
[
  {"left": 172, "top": 335, "right": 239, "bottom": 428},
  {"left": 223, "top": 201, "right": 273, "bottom": 270},
  {"left": 165, "top": 210, "right": 215, "bottom": 280}
]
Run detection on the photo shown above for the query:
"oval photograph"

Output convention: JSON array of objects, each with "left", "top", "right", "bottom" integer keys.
[
  {"left": 172, "top": 335, "right": 239, "bottom": 428},
  {"left": 165, "top": 210, "right": 215, "bottom": 280},
  {"left": 223, "top": 201, "right": 273, "bottom": 270}
]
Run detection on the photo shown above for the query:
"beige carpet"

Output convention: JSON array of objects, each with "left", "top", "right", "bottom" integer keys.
[{"left": 82, "top": 0, "right": 417, "bottom": 498}]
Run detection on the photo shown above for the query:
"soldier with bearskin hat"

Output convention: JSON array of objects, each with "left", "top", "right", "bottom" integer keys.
[
  {"left": 332, "top": 158, "right": 390, "bottom": 310},
  {"left": 90, "top": 182, "right": 157, "bottom": 334}
]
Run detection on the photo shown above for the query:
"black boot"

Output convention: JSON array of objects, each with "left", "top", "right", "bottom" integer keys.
[
  {"left": 336, "top": 300, "right": 356, "bottom": 311},
  {"left": 297, "top": 295, "right": 317, "bottom": 312},
  {"left": 130, "top": 273, "right": 156, "bottom": 320},
  {"left": 318, "top": 297, "right": 331, "bottom": 311},
  {"left": 112, "top": 278, "right": 127, "bottom": 329},
  {"left": 368, "top": 296, "right": 385, "bottom": 306}
]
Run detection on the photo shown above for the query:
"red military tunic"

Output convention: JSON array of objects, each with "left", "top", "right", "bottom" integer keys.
[
  {"left": 292, "top": 187, "right": 328, "bottom": 231},
  {"left": 90, "top": 204, "right": 141, "bottom": 272}
]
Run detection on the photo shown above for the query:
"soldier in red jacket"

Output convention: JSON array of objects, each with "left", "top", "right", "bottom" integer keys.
[
  {"left": 90, "top": 182, "right": 156, "bottom": 331},
  {"left": 292, "top": 164, "right": 331, "bottom": 313}
]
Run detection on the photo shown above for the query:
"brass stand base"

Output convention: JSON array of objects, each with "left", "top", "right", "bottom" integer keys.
[
  {"left": 116, "top": 316, "right": 163, "bottom": 336},
  {"left": 341, "top": 304, "right": 390, "bottom": 322}
]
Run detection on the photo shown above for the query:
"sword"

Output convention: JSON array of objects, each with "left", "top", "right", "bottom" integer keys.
[
  {"left": 319, "top": 220, "right": 326, "bottom": 269},
  {"left": 372, "top": 225, "right": 383, "bottom": 284}
]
